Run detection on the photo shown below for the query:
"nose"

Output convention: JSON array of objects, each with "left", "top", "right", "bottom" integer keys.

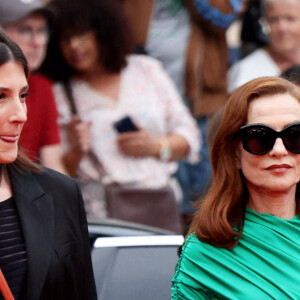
[
  {"left": 67, "top": 36, "right": 82, "bottom": 49},
  {"left": 30, "top": 31, "right": 48, "bottom": 46},
  {"left": 269, "top": 137, "right": 288, "bottom": 156},
  {"left": 273, "top": 18, "right": 289, "bottom": 32},
  {"left": 9, "top": 100, "right": 27, "bottom": 124}
]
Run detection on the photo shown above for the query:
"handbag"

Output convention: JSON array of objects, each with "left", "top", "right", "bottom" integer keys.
[{"left": 105, "top": 184, "right": 182, "bottom": 233}]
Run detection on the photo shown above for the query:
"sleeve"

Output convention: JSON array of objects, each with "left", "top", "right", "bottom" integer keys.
[
  {"left": 147, "top": 57, "right": 201, "bottom": 163},
  {"left": 39, "top": 81, "right": 61, "bottom": 147},
  {"left": 75, "top": 180, "right": 98, "bottom": 299},
  {"left": 171, "top": 236, "right": 210, "bottom": 299}
]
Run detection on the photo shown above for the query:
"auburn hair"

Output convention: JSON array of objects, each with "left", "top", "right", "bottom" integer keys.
[{"left": 189, "top": 76, "right": 300, "bottom": 249}]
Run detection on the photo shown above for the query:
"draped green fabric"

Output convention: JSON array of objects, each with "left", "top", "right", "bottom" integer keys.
[{"left": 171, "top": 208, "right": 300, "bottom": 299}]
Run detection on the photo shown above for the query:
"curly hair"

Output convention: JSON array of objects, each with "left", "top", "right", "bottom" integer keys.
[{"left": 40, "top": 0, "right": 135, "bottom": 81}]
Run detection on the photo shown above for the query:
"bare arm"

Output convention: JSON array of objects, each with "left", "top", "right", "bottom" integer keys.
[
  {"left": 62, "top": 147, "right": 85, "bottom": 178},
  {"left": 116, "top": 129, "right": 190, "bottom": 162},
  {"left": 62, "top": 115, "right": 92, "bottom": 177}
]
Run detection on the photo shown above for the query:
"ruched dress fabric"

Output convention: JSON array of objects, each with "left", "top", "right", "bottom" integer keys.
[{"left": 171, "top": 208, "right": 300, "bottom": 299}]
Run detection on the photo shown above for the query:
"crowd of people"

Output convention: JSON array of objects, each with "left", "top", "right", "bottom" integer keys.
[
  {"left": 0, "top": 0, "right": 299, "bottom": 298},
  {"left": 0, "top": 0, "right": 251, "bottom": 234},
  {"left": 40, "top": 0, "right": 200, "bottom": 232}
]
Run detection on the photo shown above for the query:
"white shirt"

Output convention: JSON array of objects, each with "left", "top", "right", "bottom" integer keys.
[
  {"left": 54, "top": 55, "right": 200, "bottom": 189},
  {"left": 227, "top": 48, "right": 280, "bottom": 94}
]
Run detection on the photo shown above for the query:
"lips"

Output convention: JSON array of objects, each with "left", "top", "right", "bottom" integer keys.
[
  {"left": 0, "top": 135, "right": 19, "bottom": 143},
  {"left": 266, "top": 164, "right": 292, "bottom": 172},
  {"left": 70, "top": 52, "right": 88, "bottom": 64},
  {"left": 69, "top": 51, "right": 83, "bottom": 59}
]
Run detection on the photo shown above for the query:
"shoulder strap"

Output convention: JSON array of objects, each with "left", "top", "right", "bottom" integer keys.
[
  {"left": 63, "top": 81, "right": 78, "bottom": 116},
  {"left": 0, "top": 269, "right": 14, "bottom": 300},
  {"left": 62, "top": 80, "right": 108, "bottom": 178}
]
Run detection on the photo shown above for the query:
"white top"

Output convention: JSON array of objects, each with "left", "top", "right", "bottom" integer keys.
[
  {"left": 53, "top": 55, "right": 200, "bottom": 217},
  {"left": 227, "top": 48, "right": 281, "bottom": 94}
]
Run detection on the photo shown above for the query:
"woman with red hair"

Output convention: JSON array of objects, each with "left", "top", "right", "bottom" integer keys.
[{"left": 172, "top": 76, "right": 300, "bottom": 299}]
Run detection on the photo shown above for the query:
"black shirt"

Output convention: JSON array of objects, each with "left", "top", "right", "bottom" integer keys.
[{"left": 0, "top": 197, "right": 27, "bottom": 300}]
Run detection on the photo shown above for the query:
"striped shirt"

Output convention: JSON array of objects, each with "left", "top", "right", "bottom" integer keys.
[{"left": 0, "top": 197, "right": 27, "bottom": 300}]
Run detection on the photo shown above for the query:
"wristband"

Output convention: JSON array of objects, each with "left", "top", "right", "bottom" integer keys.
[{"left": 159, "top": 138, "right": 171, "bottom": 162}]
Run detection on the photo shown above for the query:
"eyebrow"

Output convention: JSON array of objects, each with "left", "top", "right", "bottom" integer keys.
[{"left": 0, "top": 85, "right": 29, "bottom": 91}]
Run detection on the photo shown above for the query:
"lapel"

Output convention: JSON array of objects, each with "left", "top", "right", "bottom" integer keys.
[{"left": 9, "top": 167, "right": 54, "bottom": 300}]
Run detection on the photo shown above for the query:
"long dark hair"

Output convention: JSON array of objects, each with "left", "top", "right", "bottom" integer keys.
[{"left": 0, "top": 29, "right": 40, "bottom": 172}]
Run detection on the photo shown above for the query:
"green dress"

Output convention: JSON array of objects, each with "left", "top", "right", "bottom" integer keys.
[{"left": 171, "top": 209, "right": 300, "bottom": 299}]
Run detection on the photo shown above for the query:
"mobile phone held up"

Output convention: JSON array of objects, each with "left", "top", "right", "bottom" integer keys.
[{"left": 113, "top": 116, "right": 138, "bottom": 133}]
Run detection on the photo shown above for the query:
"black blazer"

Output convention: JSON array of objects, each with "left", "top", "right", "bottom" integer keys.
[{"left": 8, "top": 166, "right": 97, "bottom": 300}]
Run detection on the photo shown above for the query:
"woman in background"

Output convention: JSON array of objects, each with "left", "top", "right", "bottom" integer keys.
[
  {"left": 41, "top": 0, "right": 200, "bottom": 231},
  {"left": 172, "top": 77, "right": 300, "bottom": 299},
  {"left": 0, "top": 29, "right": 96, "bottom": 300}
]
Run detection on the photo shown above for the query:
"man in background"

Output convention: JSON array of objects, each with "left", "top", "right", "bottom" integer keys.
[{"left": 0, "top": 0, "right": 66, "bottom": 173}]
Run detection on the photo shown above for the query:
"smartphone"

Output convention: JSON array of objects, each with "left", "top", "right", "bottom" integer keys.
[{"left": 113, "top": 116, "right": 138, "bottom": 133}]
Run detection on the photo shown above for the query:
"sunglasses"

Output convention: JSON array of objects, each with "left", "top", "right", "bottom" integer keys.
[{"left": 239, "top": 122, "right": 300, "bottom": 155}]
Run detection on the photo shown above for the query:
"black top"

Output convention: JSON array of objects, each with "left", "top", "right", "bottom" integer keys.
[{"left": 0, "top": 197, "right": 27, "bottom": 300}]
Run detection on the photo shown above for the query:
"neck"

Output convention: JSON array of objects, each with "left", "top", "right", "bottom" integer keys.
[
  {"left": 74, "top": 67, "right": 121, "bottom": 100},
  {"left": 247, "top": 185, "right": 296, "bottom": 219},
  {"left": 0, "top": 168, "right": 12, "bottom": 202},
  {"left": 75, "top": 65, "right": 104, "bottom": 81}
]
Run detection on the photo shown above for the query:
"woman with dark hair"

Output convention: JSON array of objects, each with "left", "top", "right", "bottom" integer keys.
[
  {"left": 41, "top": 0, "right": 200, "bottom": 229},
  {"left": 172, "top": 77, "right": 300, "bottom": 298},
  {"left": 43, "top": 0, "right": 135, "bottom": 82},
  {"left": 0, "top": 29, "right": 96, "bottom": 300}
]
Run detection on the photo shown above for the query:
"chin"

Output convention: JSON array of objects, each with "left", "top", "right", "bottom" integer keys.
[
  {"left": 0, "top": 153, "right": 18, "bottom": 164},
  {"left": 28, "top": 58, "right": 44, "bottom": 72},
  {"left": 266, "top": 182, "right": 297, "bottom": 192}
]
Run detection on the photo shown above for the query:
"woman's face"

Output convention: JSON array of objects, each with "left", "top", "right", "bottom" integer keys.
[
  {"left": 0, "top": 60, "right": 27, "bottom": 163},
  {"left": 266, "top": 0, "right": 300, "bottom": 54},
  {"left": 59, "top": 30, "right": 101, "bottom": 73},
  {"left": 238, "top": 93, "right": 300, "bottom": 195}
]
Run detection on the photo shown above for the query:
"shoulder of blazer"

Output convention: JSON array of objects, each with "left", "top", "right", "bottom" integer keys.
[
  {"left": 31, "top": 167, "right": 79, "bottom": 192},
  {"left": 8, "top": 166, "right": 80, "bottom": 200}
]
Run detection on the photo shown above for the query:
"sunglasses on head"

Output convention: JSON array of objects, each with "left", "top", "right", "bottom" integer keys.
[{"left": 239, "top": 122, "right": 300, "bottom": 155}]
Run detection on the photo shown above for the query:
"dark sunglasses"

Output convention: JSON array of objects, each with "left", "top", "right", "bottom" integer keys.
[{"left": 239, "top": 122, "right": 300, "bottom": 155}]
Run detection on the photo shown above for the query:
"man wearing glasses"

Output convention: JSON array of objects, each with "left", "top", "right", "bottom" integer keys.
[{"left": 0, "top": 0, "right": 66, "bottom": 173}]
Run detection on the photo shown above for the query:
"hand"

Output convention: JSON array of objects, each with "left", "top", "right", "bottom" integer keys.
[
  {"left": 67, "top": 115, "right": 92, "bottom": 154},
  {"left": 116, "top": 129, "right": 160, "bottom": 158}
]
